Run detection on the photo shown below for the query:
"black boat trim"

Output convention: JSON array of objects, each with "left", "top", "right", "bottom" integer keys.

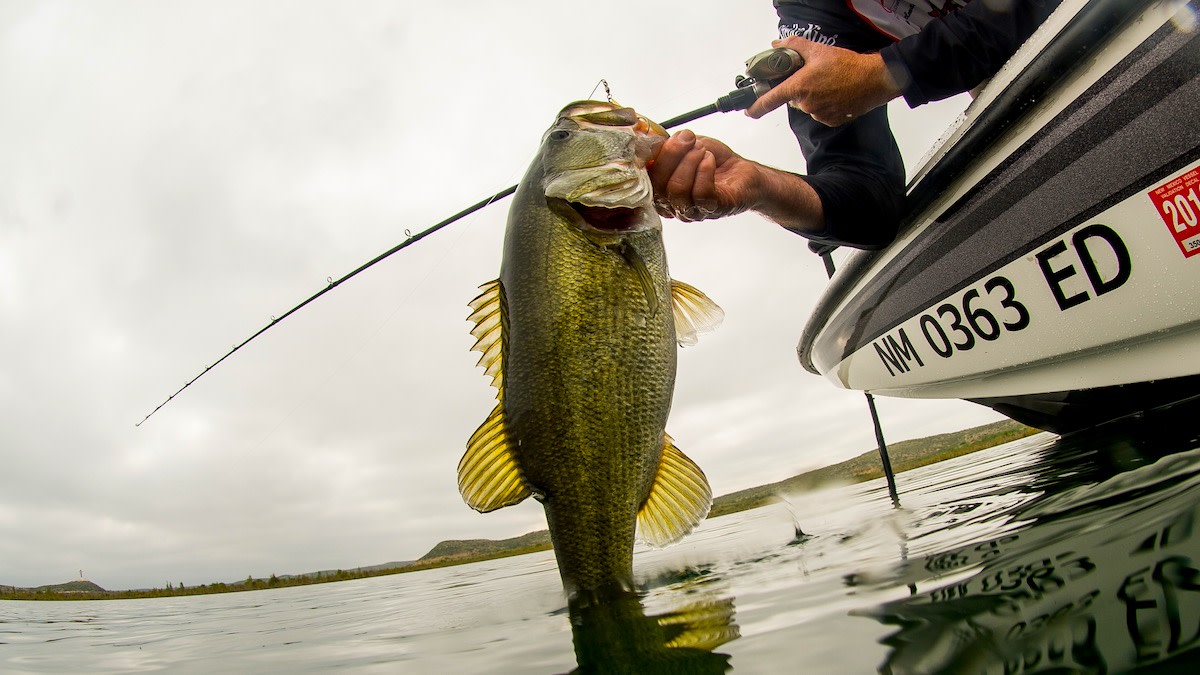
[{"left": 969, "top": 373, "right": 1200, "bottom": 434}]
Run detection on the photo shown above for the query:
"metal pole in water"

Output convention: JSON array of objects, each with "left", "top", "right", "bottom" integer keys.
[
  {"left": 865, "top": 392, "right": 900, "bottom": 507},
  {"left": 811, "top": 243, "right": 900, "bottom": 507}
]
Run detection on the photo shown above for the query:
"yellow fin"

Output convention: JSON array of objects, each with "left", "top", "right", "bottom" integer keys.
[
  {"left": 467, "top": 280, "right": 505, "bottom": 396},
  {"left": 637, "top": 434, "right": 712, "bottom": 547},
  {"left": 659, "top": 596, "right": 740, "bottom": 651},
  {"left": 458, "top": 404, "right": 530, "bottom": 512},
  {"left": 615, "top": 241, "right": 659, "bottom": 317},
  {"left": 670, "top": 280, "right": 723, "bottom": 347}
]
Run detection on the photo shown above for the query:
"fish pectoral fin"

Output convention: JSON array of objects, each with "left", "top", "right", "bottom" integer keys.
[
  {"left": 617, "top": 242, "right": 660, "bottom": 318},
  {"left": 637, "top": 434, "right": 712, "bottom": 547},
  {"left": 467, "top": 280, "right": 505, "bottom": 396},
  {"left": 458, "top": 404, "right": 530, "bottom": 512},
  {"left": 670, "top": 280, "right": 723, "bottom": 347}
]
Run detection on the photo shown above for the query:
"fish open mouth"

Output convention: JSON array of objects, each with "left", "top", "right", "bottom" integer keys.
[{"left": 571, "top": 204, "right": 643, "bottom": 232}]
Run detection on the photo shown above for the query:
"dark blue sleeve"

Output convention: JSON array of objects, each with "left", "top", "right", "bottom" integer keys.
[
  {"left": 775, "top": 0, "right": 905, "bottom": 249},
  {"left": 881, "top": 0, "right": 1063, "bottom": 106},
  {"left": 787, "top": 105, "right": 906, "bottom": 250}
]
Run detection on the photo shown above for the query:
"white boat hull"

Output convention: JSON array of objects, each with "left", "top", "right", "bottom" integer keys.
[{"left": 798, "top": 0, "right": 1200, "bottom": 432}]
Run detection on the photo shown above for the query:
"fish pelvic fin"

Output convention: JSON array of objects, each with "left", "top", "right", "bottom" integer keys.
[
  {"left": 670, "top": 280, "right": 724, "bottom": 347},
  {"left": 458, "top": 404, "right": 530, "bottom": 512},
  {"left": 468, "top": 279, "right": 505, "bottom": 396},
  {"left": 637, "top": 434, "right": 712, "bottom": 547}
]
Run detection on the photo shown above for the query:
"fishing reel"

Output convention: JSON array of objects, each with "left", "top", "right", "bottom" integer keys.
[
  {"left": 714, "top": 47, "right": 804, "bottom": 113},
  {"left": 740, "top": 47, "right": 805, "bottom": 92}
]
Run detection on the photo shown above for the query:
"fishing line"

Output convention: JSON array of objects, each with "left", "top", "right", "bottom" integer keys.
[{"left": 138, "top": 100, "right": 711, "bottom": 426}]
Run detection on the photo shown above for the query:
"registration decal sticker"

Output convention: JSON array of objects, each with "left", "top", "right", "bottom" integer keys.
[{"left": 1148, "top": 167, "right": 1200, "bottom": 258}]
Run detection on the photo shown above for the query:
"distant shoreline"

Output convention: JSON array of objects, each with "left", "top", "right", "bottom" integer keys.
[{"left": 2, "top": 420, "right": 1039, "bottom": 601}]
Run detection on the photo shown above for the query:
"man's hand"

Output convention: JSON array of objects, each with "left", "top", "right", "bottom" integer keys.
[
  {"left": 747, "top": 37, "right": 901, "bottom": 126},
  {"left": 647, "top": 130, "right": 760, "bottom": 222},
  {"left": 648, "top": 129, "right": 827, "bottom": 233}
]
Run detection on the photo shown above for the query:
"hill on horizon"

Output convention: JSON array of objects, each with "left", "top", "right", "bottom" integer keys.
[
  {"left": 3, "top": 420, "right": 1037, "bottom": 597},
  {"left": 416, "top": 419, "right": 1037, "bottom": 556},
  {"left": 3, "top": 579, "right": 108, "bottom": 594}
]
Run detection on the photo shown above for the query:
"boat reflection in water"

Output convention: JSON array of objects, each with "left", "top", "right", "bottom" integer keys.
[{"left": 858, "top": 422, "right": 1200, "bottom": 673}]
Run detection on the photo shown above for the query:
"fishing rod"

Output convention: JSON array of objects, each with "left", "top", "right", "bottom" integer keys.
[
  {"left": 136, "top": 48, "right": 803, "bottom": 426},
  {"left": 135, "top": 187, "right": 513, "bottom": 427}
]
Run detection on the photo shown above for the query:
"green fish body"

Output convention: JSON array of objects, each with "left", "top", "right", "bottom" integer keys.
[{"left": 460, "top": 101, "right": 722, "bottom": 596}]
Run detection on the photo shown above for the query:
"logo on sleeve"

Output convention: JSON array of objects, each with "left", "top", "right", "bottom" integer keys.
[{"left": 779, "top": 23, "right": 838, "bottom": 46}]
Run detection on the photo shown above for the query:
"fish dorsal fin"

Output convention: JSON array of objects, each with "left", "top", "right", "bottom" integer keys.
[
  {"left": 468, "top": 280, "right": 505, "bottom": 396},
  {"left": 637, "top": 434, "right": 712, "bottom": 547},
  {"left": 458, "top": 404, "right": 530, "bottom": 512},
  {"left": 670, "top": 280, "right": 723, "bottom": 347}
]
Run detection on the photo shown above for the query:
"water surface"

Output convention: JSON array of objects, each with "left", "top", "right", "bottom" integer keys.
[{"left": 5, "top": 427, "right": 1200, "bottom": 673}]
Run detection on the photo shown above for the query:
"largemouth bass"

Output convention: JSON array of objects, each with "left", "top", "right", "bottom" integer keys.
[{"left": 459, "top": 101, "right": 723, "bottom": 596}]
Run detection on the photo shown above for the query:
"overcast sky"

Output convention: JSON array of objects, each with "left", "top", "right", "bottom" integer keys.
[{"left": 0, "top": 1, "right": 1005, "bottom": 590}]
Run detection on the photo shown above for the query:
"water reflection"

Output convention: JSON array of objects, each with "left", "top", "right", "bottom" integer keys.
[
  {"left": 565, "top": 588, "right": 737, "bottom": 674},
  {"left": 859, "top": 424, "right": 1200, "bottom": 673}
]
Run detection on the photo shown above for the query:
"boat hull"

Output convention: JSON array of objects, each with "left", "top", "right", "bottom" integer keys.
[{"left": 798, "top": 0, "right": 1200, "bottom": 433}]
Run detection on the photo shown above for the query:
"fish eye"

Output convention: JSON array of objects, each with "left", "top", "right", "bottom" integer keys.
[{"left": 549, "top": 129, "right": 571, "bottom": 141}]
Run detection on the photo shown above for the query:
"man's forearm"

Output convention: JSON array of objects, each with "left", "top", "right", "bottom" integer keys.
[{"left": 747, "top": 163, "right": 826, "bottom": 234}]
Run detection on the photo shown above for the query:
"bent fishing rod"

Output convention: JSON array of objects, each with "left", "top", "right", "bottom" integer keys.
[{"left": 136, "top": 48, "right": 803, "bottom": 426}]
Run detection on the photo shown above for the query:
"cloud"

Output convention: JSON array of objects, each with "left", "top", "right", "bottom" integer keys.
[{"left": 0, "top": 0, "right": 989, "bottom": 590}]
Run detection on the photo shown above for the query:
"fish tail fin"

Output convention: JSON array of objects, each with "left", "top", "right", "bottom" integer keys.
[
  {"left": 458, "top": 404, "right": 530, "bottom": 512},
  {"left": 636, "top": 434, "right": 712, "bottom": 547},
  {"left": 670, "top": 280, "right": 723, "bottom": 347}
]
